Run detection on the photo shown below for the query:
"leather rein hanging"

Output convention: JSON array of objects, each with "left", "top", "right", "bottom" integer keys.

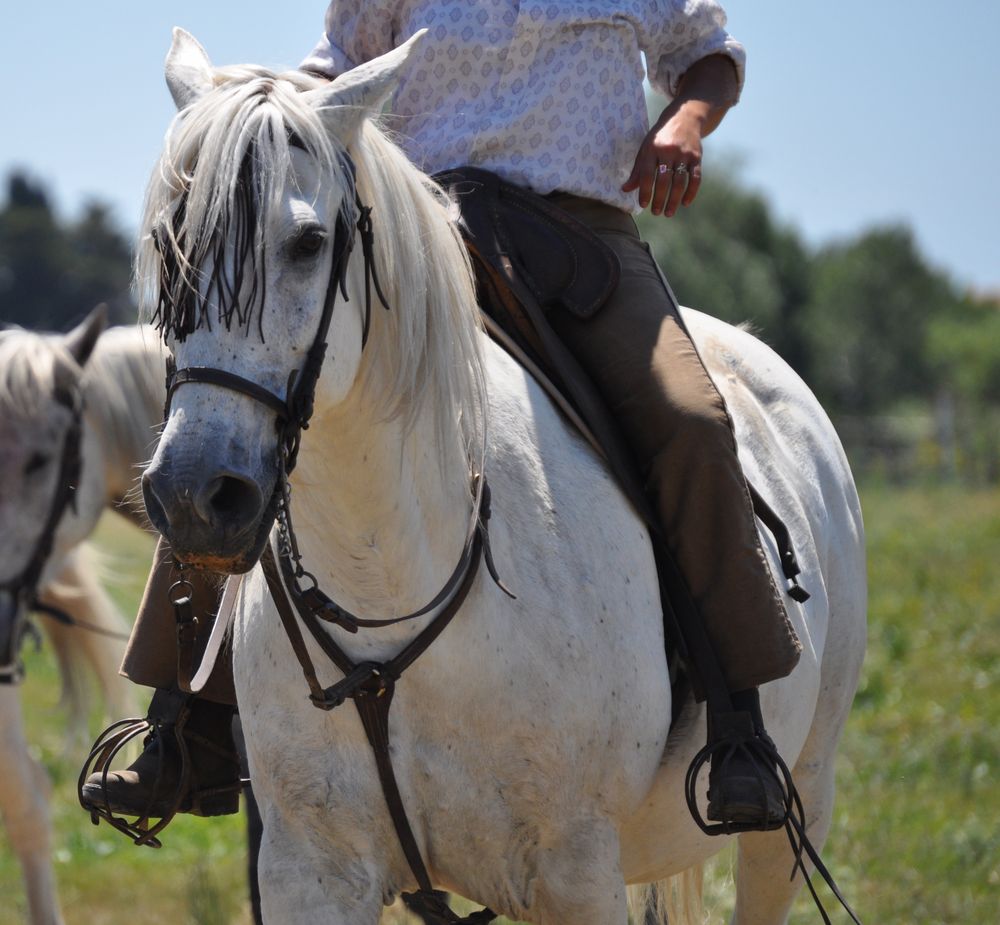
[
  {"left": 0, "top": 381, "right": 85, "bottom": 684},
  {"left": 163, "top": 158, "right": 501, "bottom": 925}
]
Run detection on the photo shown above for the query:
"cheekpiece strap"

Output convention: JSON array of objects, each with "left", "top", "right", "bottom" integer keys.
[{"left": 0, "top": 381, "right": 84, "bottom": 646}]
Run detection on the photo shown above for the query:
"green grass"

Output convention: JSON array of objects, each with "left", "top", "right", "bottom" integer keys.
[
  {"left": 0, "top": 519, "right": 253, "bottom": 925},
  {"left": 813, "top": 484, "right": 1000, "bottom": 923},
  {"left": 2, "top": 486, "right": 998, "bottom": 923}
]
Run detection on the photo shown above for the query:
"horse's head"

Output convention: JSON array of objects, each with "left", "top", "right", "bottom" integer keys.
[
  {"left": 140, "top": 29, "right": 438, "bottom": 573},
  {"left": 0, "top": 307, "right": 107, "bottom": 674}
]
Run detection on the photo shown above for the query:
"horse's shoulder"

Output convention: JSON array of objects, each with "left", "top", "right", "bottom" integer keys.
[{"left": 480, "top": 335, "right": 646, "bottom": 543}]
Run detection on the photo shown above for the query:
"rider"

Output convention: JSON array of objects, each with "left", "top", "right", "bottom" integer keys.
[{"left": 82, "top": 0, "right": 801, "bottom": 833}]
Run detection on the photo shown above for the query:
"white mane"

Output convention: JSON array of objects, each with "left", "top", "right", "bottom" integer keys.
[
  {"left": 82, "top": 326, "right": 166, "bottom": 492},
  {"left": 135, "top": 65, "right": 485, "bottom": 454}
]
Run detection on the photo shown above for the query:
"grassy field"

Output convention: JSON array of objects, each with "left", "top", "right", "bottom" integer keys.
[
  {"left": 813, "top": 484, "right": 1000, "bottom": 923},
  {"left": 1, "top": 484, "right": 997, "bottom": 923}
]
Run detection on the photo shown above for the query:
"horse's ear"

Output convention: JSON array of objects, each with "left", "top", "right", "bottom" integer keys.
[
  {"left": 63, "top": 304, "right": 108, "bottom": 369},
  {"left": 165, "top": 27, "right": 215, "bottom": 110},
  {"left": 303, "top": 30, "right": 427, "bottom": 141}
]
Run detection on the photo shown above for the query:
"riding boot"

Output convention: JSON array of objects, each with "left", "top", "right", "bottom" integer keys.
[
  {"left": 704, "top": 688, "right": 787, "bottom": 831},
  {"left": 80, "top": 686, "right": 241, "bottom": 819}
]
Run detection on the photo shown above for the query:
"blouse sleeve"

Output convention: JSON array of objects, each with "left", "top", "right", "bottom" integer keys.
[
  {"left": 300, "top": 0, "right": 397, "bottom": 78},
  {"left": 643, "top": 0, "right": 746, "bottom": 102}
]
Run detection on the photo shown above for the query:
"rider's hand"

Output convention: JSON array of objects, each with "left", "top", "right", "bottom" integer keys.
[
  {"left": 622, "top": 54, "right": 739, "bottom": 218},
  {"left": 622, "top": 108, "right": 705, "bottom": 218}
]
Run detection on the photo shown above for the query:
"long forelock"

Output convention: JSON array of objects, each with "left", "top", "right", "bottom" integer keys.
[{"left": 136, "top": 66, "right": 351, "bottom": 342}]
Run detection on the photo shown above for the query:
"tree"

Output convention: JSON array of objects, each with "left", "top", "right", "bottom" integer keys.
[
  {"left": 0, "top": 172, "right": 135, "bottom": 331},
  {"left": 65, "top": 201, "right": 135, "bottom": 325},
  {"left": 797, "top": 226, "right": 961, "bottom": 415},
  {"left": 928, "top": 295, "right": 1000, "bottom": 405},
  {"left": 926, "top": 295, "right": 1000, "bottom": 481}
]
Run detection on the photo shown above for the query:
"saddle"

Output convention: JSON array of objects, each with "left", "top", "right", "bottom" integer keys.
[
  {"left": 438, "top": 166, "right": 620, "bottom": 319},
  {"left": 435, "top": 167, "right": 655, "bottom": 526}
]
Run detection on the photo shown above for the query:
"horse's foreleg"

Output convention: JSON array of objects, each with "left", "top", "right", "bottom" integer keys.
[
  {"left": 39, "top": 548, "right": 137, "bottom": 725},
  {"left": 518, "top": 814, "right": 629, "bottom": 925},
  {"left": 254, "top": 804, "right": 384, "bottom": 925},
  {"left": 0, "top": 687, "right": 65, "bottom": 925}
]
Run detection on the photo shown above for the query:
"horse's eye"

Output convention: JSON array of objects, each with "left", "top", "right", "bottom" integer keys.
[
  {"left": 292, "top": 228, "right": 326, "bottom": 260},
  {"left": 24, "top": 452, "right": 49, "bottom": 476}
]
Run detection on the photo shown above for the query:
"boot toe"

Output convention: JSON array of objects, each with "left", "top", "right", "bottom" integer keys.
[
  {"left": 81, "top": 769, "right": 176, "bottom": 817},
  {"left": 707, "top": 773, "right": 786, "bottom": 829}
]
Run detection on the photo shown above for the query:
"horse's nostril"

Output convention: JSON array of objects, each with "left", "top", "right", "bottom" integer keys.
[
  {"left": 142, "top": 459, "right": 267, "bottom": 541},
  {"left": 141, "top": 469, "right": 171, "bottom": 534},
  {"left": 195, "top": 474, "right": 264, "bottom": 530},
  {"left": 209, "top": 477, "right": 257, "bottom": 516}
]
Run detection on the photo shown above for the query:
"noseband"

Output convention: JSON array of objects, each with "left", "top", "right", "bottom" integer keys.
[{"left": 0, "top": 380, "right": 84, "bottom": 684}]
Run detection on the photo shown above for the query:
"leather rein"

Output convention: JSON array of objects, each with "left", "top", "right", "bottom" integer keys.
[
  {"left": 0, "top": 380, "right": 85, "bottom": 684},
  {"left": 163, "top": 160, "right": 501, "bottom": 924}
]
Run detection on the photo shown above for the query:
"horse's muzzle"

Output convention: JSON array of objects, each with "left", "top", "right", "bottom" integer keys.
[{"left": 142, "top": 457, "right": 277, "bottom": 574}]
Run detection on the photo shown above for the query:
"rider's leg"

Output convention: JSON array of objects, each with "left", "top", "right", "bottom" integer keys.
[
  {"left": 545, "top": 193, "right": 801, "bottom": 829},
  {"left": 120, "top": 537, "right": 237, "bottom": 704},
  {"left": 80, "top": 538, "right": 240, "bottom": 818}
]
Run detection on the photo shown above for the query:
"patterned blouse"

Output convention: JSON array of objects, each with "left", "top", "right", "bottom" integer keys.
[{"left": 301, "top": 1, "right": 745, "bottom": 212}]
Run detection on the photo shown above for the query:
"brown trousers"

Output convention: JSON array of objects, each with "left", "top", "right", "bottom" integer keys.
[
  {"left": 121, "top": 193, "right": 801, "bottom": 704},
  {"left": 121, "top": 537, "right": 237, "bottom": 705},
  {"left": 544, "top": 193, "right": 800, "bottom": 691}
]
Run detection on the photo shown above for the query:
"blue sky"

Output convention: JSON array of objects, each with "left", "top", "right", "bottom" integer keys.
[{"left": 3, "top": 2, "right": 997, "bottom": 293}]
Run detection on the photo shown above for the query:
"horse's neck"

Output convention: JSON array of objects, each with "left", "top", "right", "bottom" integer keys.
[
  {"left": 83, "top": 329, "right": 165, "bottom": 506},
  {"left": 289, "top": 397, "right": 471, "bottom": 622}
]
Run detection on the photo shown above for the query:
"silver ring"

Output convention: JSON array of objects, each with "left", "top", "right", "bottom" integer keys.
[
  {"left": 657, "top": 164, "right": 672, "bottom": 174},
  {"left": 674, "top": 163, "right": 689, "bottom": 174}
]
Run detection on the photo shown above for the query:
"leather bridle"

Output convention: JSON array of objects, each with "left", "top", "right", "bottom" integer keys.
[
  {"left": 163, "top": 156, "right": 502, "bottom": 924},
  {"left": 164, "top": 197, "right": 357, "bottom": 469},
  {"left": 0, "top": 381, "right": 84, "bottom": 684}
]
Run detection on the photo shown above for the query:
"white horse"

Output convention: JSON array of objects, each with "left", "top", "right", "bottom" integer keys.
[
  {"left": 139, "top": 30, "right": 866, "bottom": 925},
  {"left": 0, "top": 312, "right": 164, "bottom": 925}
]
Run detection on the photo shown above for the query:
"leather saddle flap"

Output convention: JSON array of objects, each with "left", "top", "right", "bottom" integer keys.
[{"left": 436, "top": 167, "right": 620, "bottom": 319}]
